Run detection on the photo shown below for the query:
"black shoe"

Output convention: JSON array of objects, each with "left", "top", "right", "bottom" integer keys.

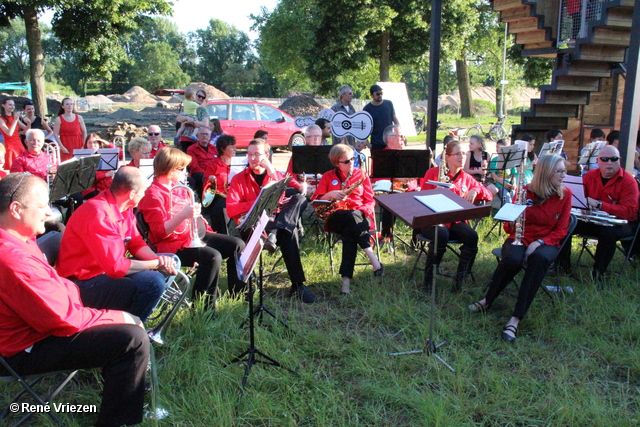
[
  {"left": 264, "top": 232, "right": 277, "bottom": 254},
  {"left": 501, "top": 324, "right": 518, "bottom": 344},
  {"left": 373, "top": 264, "right": 384, "bottom": 277},
  {"left": 290, "top": 284, "right": 317, "bottom": 303}
]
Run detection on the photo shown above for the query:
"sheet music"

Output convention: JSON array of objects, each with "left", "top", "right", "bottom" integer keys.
[
  {"left": 229, "top": 156, "right": 247, "bottom": 182},
  {"left": 414, "top": 194, "right": 463, "bottom": 213},
  {"left": 494, "top": 203, "right": 527, "bottom": 222},
  {"left": 578, "top": 141, "right": 606, "bottom": 165},
  {"left": 493, "top": 144, "right": 525, "bottom": 170},
  {"left": 425, "top": 180, "right": 454, "bottom": 189},
  {"left": 236, "top": 211, "right": 269, "bottom": 282}
]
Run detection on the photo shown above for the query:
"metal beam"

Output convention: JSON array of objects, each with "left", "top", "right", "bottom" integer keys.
[
  {"left": 618, "top": 2, "right": 640, "bottom": 173},
  {"left": 426, "top": 0, "right": 442, "bottom": 152}
]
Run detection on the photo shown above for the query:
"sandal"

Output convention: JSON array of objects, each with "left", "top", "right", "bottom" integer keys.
[
  {"left": 467, "top": 301, "right": 486, "bottom": 313},
  {"left": 341, "top": 282, "right": 351, "bottom": 295},
  {"left": 501, "top": 324, "right": 518, "bottom": 344}
]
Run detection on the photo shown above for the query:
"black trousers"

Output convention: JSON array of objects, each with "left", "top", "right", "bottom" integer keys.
[
  {"left": 419, "top": 221, "right": 479, "bottom": 277},
  {"left": 380, "top": 207, "right": 395, "bottom": 237},
  {"left": 267, "top": 194, "right": 307, "bottom": 285},
  {"left": 558, "top": 220, "right": 636, "bottom": 275},
  {"left": 326, "top": 210, "right": 371, "bottom": 278},
  {"left": 0, "top": 324, "right": 149, "bottom": 426},
  {"left": 176, "top": 232, "right": 245, "bottom": 304},
  {"left": 484, "top": 239, "right": 559, "bottom": 320},
  {"left": 203, "top": 194, "right": 228, "bottom": 234}
]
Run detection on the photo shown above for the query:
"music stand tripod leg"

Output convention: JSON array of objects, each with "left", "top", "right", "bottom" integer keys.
[{"left": 388, "top": 224, "right": 455, "bottom": 372}]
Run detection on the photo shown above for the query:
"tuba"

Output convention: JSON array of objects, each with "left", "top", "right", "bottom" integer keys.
[{"left": 169, "top": 184, "right": 206, "bottom": 248}]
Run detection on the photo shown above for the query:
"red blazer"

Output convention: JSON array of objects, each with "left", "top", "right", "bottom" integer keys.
[
  {"left": 0, "top": 229, "right": 125, "bottom": 357},
  {"left": 10, "top": 150, "right": 49, "bottom": 180},
  {"left": 582, "top": 167, "right": 639, "bottom": 222},
  {"left": 150, "top": 142, "right": 169, "bottom": 158},
  {"left": 186, "top": 143, "right": 217, "bottom": 176},
  {"left": 313, "top": 167, "right": 375, "bottom": 223},
  {"left": 505, "top": 185, "right": 573, "bottom": 247},
  {"left": 57, "top": 190, "right": 149, "bottom": 280},
  {"left": 227, "top": 168, "right": 286, "bottom": 222}
]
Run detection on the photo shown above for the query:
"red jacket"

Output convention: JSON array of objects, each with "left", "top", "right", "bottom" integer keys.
[
  {"left": 137, "top": 180, "right": 212, "bottom": 254},
  {"left": 150, "top": 142, "right": 169, "bottom": 159},
  {"left": 0, "top": 229, "right": 124, "bottom": 357},
  {"left": 57, "top": 190, "right": 149, "bottom": 280},
  {"left": 203, "top": 156, "right": 231, "bottom": 196},
  {"left": 10, "top": 150, "right": 49, "bottom": 180},
  {"left": 285, "top": 158, "right": 303, "bottom": 191},
  {"left": 505, "top": 185, "right": 573, "bottom": 247},
  {"left": 313, "top": 167, "right": 375, "bottom": 223},
  {"left": 186, "top": 143, "right": 217, "bottom": 176},
  {"left": 420, "top": 167, "right": 493, "bottom": 201},
  {"left": 227, "top": 168, "right": 287, "bottom": 222},
  {"left": 582, "top": 167, "right": 639, "bottom": 222}
]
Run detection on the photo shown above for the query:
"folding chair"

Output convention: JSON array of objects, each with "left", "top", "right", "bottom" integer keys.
[
  {"left": 409, "top": 235, "right": 475, "bottom": 282},
  {"left": 487, "top": 214, "right": 578, "bottom": 304}
]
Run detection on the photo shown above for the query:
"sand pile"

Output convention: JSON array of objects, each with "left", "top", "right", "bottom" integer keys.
[
  {"left": 108, "top": 109, "right": 144, "bottom": 120},
  {"left": 183, "top": 82, "right": 229, "bottom": 99}
]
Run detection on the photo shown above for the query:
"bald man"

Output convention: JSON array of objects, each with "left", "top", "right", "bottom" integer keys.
[{"left": 147, "top": 125, "right": 169, "bottom": 158}]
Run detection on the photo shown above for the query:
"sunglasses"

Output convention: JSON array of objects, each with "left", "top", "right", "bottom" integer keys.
[
  {"left": 373, "top": 92, "right": 382, "bottom": 96},
  {"left": 599, "top": 156, "right": 619, "bottom": 163},
  {"left": 338, "top": 158, "right": 354, "bottom": 164},
  {"left": 148, "top": 132, "right": 160, "bottom": 136},
  {"left": 197, "top": 95, "right": 206, "bottom": 99}
]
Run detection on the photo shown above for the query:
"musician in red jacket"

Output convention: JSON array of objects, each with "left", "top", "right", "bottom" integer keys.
[
  {"left": 557, "top": 145, "right": 638, "bottom": 284},
  {"left": 0, "top": 173, "right": 149, "bottom": 426},
  {"left": 468, "top": 154, "right": 572, "bottom": 343},
  {"left": 313, "top": 144, "right": 383, "bottom": 295},
  {"left": 227, "top": 138, "right": 316, "bottom": 303},
  {"left": 137, "top": 147, "right": 245, "bottom": 307},
  {"left": 10, "top": 129, "right": 49, "bottom": 180},
  {"left": 419, "top": 141, "right": 493, "bottom": 291},
  {"left": 186, "top": 126, "right": 217, "bottom": 199}
]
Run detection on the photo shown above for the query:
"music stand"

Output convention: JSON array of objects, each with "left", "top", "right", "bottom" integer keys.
[
  {"left": 237, "top": 177, "right": 292, "bottom": 328},
  {"left": 291, "top": 146, "right": 333, "bottom": 175},
  {"left": 375, "top": 189, "right": 491, "bottom": 372},
  {"left": 578, "top": 141, "right": 605, "bottom": 174},
  {"left": 562, "top": 175, "right": 588, "bottom": 209},
  {"left": 230, "top": 211, "right": 295, "bottom": 393},
  {"left": 371, "top": 149, "right": 432, "bottom": 251},
  {"left": 538, "top": 141, "right": 564, "bottom": 158},
  {"left": 484, "top": 145, "right": 525, "bottom": 237},
  {"left": 50, "top": 155, "right": 101, "bottom": 218}
]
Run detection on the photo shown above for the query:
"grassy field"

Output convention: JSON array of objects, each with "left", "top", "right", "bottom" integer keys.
[
  {"left": 5, "top": 215, "right": 640, "bottom": 426},
  {"left": 406, "top": 114, "right": 522, "bottom": 146}
]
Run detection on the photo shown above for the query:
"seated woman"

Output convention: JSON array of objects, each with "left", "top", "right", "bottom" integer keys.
[
  {"left": 468, "top": 154, "right": 572, "bottom": 343},
  {"left": 137, "top": 147, "right": 246, "bottom": 308},
  {"left": 126, "top": 137, "right": 152, "bottom": 168},
  {"left": 488, "top": 139, "right": 513, "bottom": 207},
  {"left": 202, "top": 134, "right": 237, "bottom": 234},
  {"left": 419, "top": 140, "right": 493, "bottom": 291},
  {"left": 312, "top": 144, "right": 383, "bottom": 295},
  {"left": 82, "top": 133, "right": 116, "bottom": 200}
]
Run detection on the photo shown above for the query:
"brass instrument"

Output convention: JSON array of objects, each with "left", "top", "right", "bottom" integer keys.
[
  {"left": 148, "top": 261, "right": 198, "bottom": 345},
  {"left": 43, "top": 141, "right": 61, "bottom": 186},
  {"left": 314, "top": 173, "right": 365, "bottom": 220},
  {"left": 169, "top": 184, "right": 206, "bottom": 248},
  {"left": 112, "top": 136, "right": 126, "bottom": 165},
  {"left": 571, "top": 208, "right": 628, "bottom": 227}
]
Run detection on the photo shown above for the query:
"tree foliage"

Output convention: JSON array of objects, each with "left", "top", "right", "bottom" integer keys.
[{"left": 129, "top": 41, "right": 191, "bottom": 91}]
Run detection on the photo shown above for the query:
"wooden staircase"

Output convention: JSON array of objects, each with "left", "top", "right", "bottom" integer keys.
[{"left": 493, "top": 0, "right": 634, "bottom": 136}]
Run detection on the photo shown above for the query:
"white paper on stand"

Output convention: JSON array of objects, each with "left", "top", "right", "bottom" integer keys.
[
  {"left": 414, "top": 194, "right": 463, "bottom": 213},
  {"left": 494, "top": 203, "right": 527, "bottom": 222},
  {"left": 236, "top": 211, "right": 269, "bottom": 282}
]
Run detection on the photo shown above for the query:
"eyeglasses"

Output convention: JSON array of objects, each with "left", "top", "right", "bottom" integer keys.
[
  {"left": 247, "top": 152, "right": 265, "bottom": 159},
  {"left": 148, "top": 132, "right": 160, "bottom": 136},
  {"left": 338, "top": 158, "right": 354, "bottom": 164},
  {"left": 373, "top": 92, "right": 382, "bottom": 96},
  {"left": 140, "top": 151, "right": 152, "bottom": 156},
  {"left": 9, "top": 173, "right": 30, "bottom": 203},
  {"left": 197, "top": 94, "right": 206, "bottom": 99},
  {"left": 599, "top": 156, "right": 619, "bottom": 163},
  {"left": 555, "top": 169, "right": 568, "bottom": 175}
]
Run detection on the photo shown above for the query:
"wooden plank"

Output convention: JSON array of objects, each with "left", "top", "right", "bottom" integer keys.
[
  {"left": 501, "top": 5, "right": 532, "bottom": 21},
  {"left": 579, "top": 45, "right": 626, "bottom": 62},
  {"left": 545, "top": 91, "right": 589, "bottom": 105},
  {"left": 508, "top": 16, "right": 541, "bottom": 33},
  {"left": 516, "top": 29, "right": 549, "bottom": 44},
  {"left": 606, "top": 9, "right": 633, "bottom": 29},
  {"left": 494, "top": 0, "right": 526, "bottom": 12},
  {"left": 565, "top": 61, "right": 612, "bottom": 78},
  {"left": 532, "top": 103, "right": 579, "bottom": 117},
  {"left": 555, "top": 76, "right": 601, "bottom": 92},
  {"left": 592, "top": 28, "right": 631, "bottom": 46}
]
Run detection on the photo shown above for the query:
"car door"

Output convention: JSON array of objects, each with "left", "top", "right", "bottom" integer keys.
[
  {"left": 207, "top": 102, "right": 230, "bottom": 133},
  {"left": 228, "top": 103, "right": 259, "bottom": 148},
  {"left": 255, "top": 104, "right": 293, "bottom": 148}
]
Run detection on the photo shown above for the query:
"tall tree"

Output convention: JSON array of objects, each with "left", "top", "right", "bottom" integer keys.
[
  {"left": 0, "top": 0, "right": 171, "bottom": 116},
  {"left": 130, "top": 42, "right": 191, "bottom": 92}
]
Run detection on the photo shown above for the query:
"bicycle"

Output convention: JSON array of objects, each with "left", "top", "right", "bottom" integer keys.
[
  {"left": 467, "top": 116, "right": 513, "bottom": 142},
  {"left": 413, "top": 111, "right": 427, "bottom": 135}
]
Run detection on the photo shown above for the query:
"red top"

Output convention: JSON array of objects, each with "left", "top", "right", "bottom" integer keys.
[
  {"left": 582, "top": 167, "right": 639, "bottom": 222},
  {"left": 150, "top": 142, "right": 169, "bottom": 159},
  {"left": 227, "top": 168, "right": 286, "bottom": 222},
  {"left": 137, "top": 181, "right": 212, "bottom": 253},
  {"left": 10, "top": 150, "right": 49, "bottom": 180},
  {"left": 285, "top": 158, "right": 303, "bottom": 191},
  {"left": 0, "top": 170, "right": 7, "bottom": 179},
  {"left": 505, "top": 185, "right": 573, "bottom": 247},
  {"left": 186, "top": 143, "right": 217, "bottom": 176},
  {"left": 58, "top": 114, "right": 83, "bottom": 162},
  {"left": 1, "top": 115, "right": 23, "bottom": 170},
  {"left": 0, "top": 229, "right": 124, "bottom": 357},
  {"left": 203, "top": 156, "right": 232, "bottom": 195},
  {"left": 57, "top": 190, "right": 148, "bottom": 280},
  {"left": 313, "top": 167, "right": 375, "bottom": 224}
]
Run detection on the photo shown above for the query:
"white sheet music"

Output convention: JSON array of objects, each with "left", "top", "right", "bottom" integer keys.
[
  {"left": 414, "top": 194, "right": 463, "bottom": 213},
  {"left": 237, "top": 211, "right": 269, "bottom": 282},
  {"left": 494, "top": 203, "right": 527, "bottom": 222}
]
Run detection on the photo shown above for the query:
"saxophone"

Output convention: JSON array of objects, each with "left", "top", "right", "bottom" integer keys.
[
  {"left": 314, "top": 173, "right": 365, "bottom": 220},
  {"left": 438, "top": 146, "right": 450, "bottom": 183}
]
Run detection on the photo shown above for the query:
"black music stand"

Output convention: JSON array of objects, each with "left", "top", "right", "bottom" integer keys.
[
  {"left": 371, "top": 149, "right": 432, "bottom": 251},
  {"left": 230, "top": 211, "right": 295, "bottom": 394},
  {"left": 50, "top": 155, "right": 101, "bottom": 218},
  {"left": 376, "top": 189, "right": 491, "bottom": 372},
  {"left": 291, "top": 146, "right": 333, "bottom": 175},
  {"left": 237, "top": 177, "right": 292, "bottom": 329}
]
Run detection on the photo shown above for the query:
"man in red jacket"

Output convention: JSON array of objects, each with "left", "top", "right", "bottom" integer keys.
[
  {"left": 0, "top": 173, "right": 149, "bottom": 426},
  {"left": 559, "top": 145, "right": 639, "bottom": 283}
]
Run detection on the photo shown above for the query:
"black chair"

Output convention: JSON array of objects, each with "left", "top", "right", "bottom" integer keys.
[
  {"left": 36, "top": 231, "right": 63, "bottom": 266},
  {"left": 409, "top": 236, "right": 475, "bottom": 282}
]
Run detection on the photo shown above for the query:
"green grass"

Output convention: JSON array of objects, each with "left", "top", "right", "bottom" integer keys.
[
  {"left": 406, "top": 114, "right": 522, "bottom": 145},
  {"left": 3, "top": 217, "right": 640, "bottom": 426}
]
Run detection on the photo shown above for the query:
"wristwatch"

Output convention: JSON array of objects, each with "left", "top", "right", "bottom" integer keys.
[
  {"left": 596, "top": 200, "right": 602, "bottom": 210},
  {"left": 537, "top": 239, "right": 545, "bottom": 245}
]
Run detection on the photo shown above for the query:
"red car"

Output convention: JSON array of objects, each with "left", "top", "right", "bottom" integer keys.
[{"left": 206, "top": 100, "right": 305, "bottom": 149}]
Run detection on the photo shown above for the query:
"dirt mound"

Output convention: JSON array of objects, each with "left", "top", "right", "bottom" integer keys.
[
  {"left": 279, "top": 95, "right": 322, "bottom": 117},
  {"left": 124, "top": 86, "right": 151, "bottom": 97},
  {"left": 183, "top": 82, "right": 229, "bottom": 99},
  {"left": 108, "top": 95, "right": 130, "bottom": 102},
  {"left": 167, "top": 95, "right": 183, "bottom": 104},
  {"left": 126, "top": 93, "right": 158, "bottom": 104},
  {"left": 140, "top": 106, "right": 170, "bottom": 113},
  {"left": 108, "top": 108, "right": 144, "bottom": 120}
]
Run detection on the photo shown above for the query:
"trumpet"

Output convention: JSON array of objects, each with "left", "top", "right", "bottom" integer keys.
[
  {"left": 169, "top": 184, "right": 206, "bottom": 248},
  {"left": 112, "top": 136, "right": 126, "bottom": 165}
]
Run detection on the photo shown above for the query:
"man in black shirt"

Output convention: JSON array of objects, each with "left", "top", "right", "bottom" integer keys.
[{"left": 362, "top": 84, "right": 399, "bottom": 150}]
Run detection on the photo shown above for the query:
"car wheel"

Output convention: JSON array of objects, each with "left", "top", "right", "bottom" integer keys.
[{"left": 288, "top": 133, "right": 305, "bottom": 150}]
